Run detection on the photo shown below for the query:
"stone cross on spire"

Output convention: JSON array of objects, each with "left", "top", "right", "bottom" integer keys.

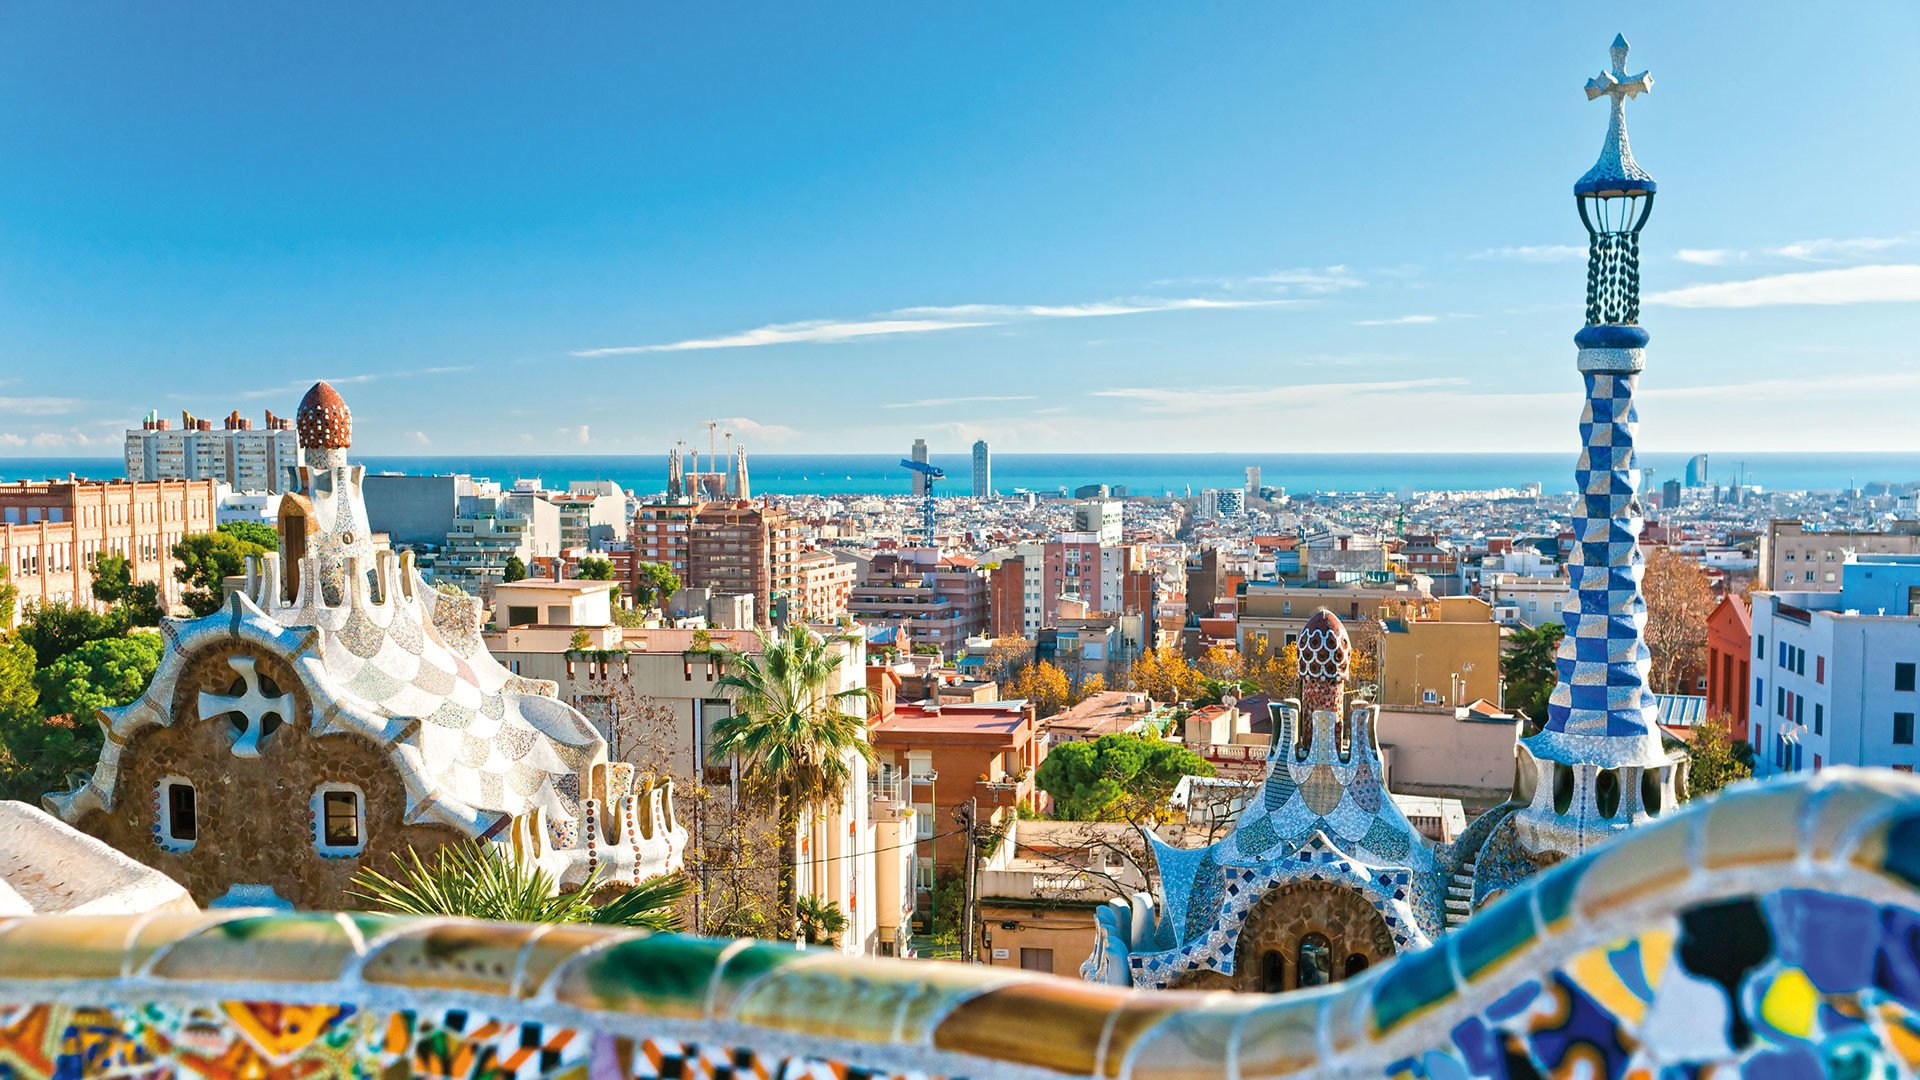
[
  {"left": 1585, "top": 34, "right": 1652, "bottom": 104},
  {"left": 1576, "top": 34, "right": 1656, "bottom": 198}
]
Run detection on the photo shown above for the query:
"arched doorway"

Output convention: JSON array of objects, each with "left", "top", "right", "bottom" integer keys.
[{"left": 1231, "top": 879, "right": 1396, "bottom": 993}]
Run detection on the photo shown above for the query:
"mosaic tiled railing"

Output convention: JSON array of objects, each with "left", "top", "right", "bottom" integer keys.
[{"left": 1, "top": 769, "right": 1916, "bottom": 1079}]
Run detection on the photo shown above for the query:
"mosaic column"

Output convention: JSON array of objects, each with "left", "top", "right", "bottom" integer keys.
[{"left": 1513, "top": 36, "right": 1678, "bottom": 858}]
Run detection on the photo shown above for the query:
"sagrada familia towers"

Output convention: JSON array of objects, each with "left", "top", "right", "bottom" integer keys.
[{"left": 1085, "top": 35, "right": 1687, "bottom": 990}]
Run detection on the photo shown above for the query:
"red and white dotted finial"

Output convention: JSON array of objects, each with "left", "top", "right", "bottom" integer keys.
[{"left": 296, "top": 381, "right": 352, "bottom": 450}]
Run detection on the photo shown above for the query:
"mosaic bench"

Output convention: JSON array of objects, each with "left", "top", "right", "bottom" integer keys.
[{"left": 0, "top": 768, "right": 1914, "bottom": 1079}]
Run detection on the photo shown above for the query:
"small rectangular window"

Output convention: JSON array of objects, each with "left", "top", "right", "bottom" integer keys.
[
  {"left": 1897, "top": 663, "right": 1916, "bottom": 693},
  {"left": 1814, "top": 703, "right": 1824, "bottom": 736},
  {"left": 323, "top": 791, "right": 360, "bottom": 846},
  {"left": 1756, "top": 635, "right": 1765, "bottom": 660},
  {"left": 1896, "top": 713, "right": 1916, "bottom": 747},
  {"left": 166, "top": 782, "right": 197, "bottom": 843}
]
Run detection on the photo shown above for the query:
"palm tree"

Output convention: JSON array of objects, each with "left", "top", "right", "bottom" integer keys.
[
  {"left": 795, "top": 895, "right": 849, "bottom": 948},
  {"left": 349, "top": 842, "right": 689, "bottom": 930},
  {"left": 708, "top": 624, "right": 875, "bottom": 937},
  {"left": 1501, "top": 621, "right": 1566, "bottom": 731}
]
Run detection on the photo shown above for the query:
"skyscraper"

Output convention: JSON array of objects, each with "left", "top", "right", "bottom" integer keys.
[
  {"left": 1685, "top": 453, "right": 1709, "bottom": 488},
  {"left": 911, "top": 438, "right": 931, "bottom": 498},
  {"left": 972, "top": 440, "right": 991, "bottom": 497}
]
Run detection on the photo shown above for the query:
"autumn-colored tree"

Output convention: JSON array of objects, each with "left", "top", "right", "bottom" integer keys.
[
  {"left": 1196, "top": 643, "right": 1242, "bottom": 681},
  {"left": 1244, "top": 637, "right": 1300, "bottom": 700},
  {"left": 1126, "top": 645, "right": 1204, "bottom": 704},
  {"left": 1076, "top": 672, "right": 1107, "bottom": 700},
  {"left": 983, "top": 638, "right": 1033, "bottom": 680},
  {"left": 1006, "top": 661, "right": 1074, "bottom": 717},
  {"left": 1345, "top": 619, "right": 1384, "bottom": 694},
  {"left": 1643, "top": 547, "right": 1717, "bottom": 694}
]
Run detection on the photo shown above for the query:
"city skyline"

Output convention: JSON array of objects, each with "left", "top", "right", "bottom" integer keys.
[{"left": 3, "top": 4, "right": 1919, "bottom": 456}]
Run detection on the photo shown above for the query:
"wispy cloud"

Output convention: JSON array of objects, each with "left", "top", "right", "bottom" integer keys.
[
  {"left": 883, "top": 394, "right": 1038, "bottom": 409},
  {"left": 1354, "top": 314, "right": 1438, "bottom": 326},
  {"left": 576, "top": 318, "right": 989, "bottom": 356},
  {"left": 707, "top": 416, "right": 801, "bottom": 443},
  {"left": 1675, "top": 248, "right": 1740, "bottom": 266},
  {"left": 234, "top": 365, "right": 475, "bottom": 401},
  {"left": 559, "top": 424, "right": 590, "bottom": 445},
  {"left": 1469, "top": 245, "right": 1585, "bottom": 262},
  {"left": 1092, "top": 376, "right": 1471, "bottom": 414},
  {"left": 1669, "top": 235, "right": 1909, "bottom": 268},
  {"left": 406, "top": 430, "right": 431, "bottom": 447},
  {"left": 1776, "top": 235, "right": 1908, "bottom": 262},
  {"left": 0, "top": 396, "right": 85, "bottom": 415},
  {"left": 1645, "top": 370, "right": 1920, "bottom": 402},
  {"left": 1148, "top": 266, "right": 1364, "bottom": 294},
  {"left": 1646, "top": 264, "right": 1920, "bottom": 308},
  {"left": 576, "top": 293, "right": 1296, "bottom": 356}
]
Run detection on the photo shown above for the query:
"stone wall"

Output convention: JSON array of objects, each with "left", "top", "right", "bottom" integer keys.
[{"left": 74, "top": 639, "right": 465, "bottom": 908}]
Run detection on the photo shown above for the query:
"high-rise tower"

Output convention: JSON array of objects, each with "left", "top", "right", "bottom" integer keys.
[
  {"left": 1510, "top": 36, "right": 1684, "bottom": 860},
  {"left": 972, "top": 439, "right": 990, "bottom": 497},
  {"left": 911, "top": 438, "right": 931, "bottom": 498}
]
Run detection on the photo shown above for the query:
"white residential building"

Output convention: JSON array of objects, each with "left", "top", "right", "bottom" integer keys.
[
  {"left": 125, "top": 411, "right": 299, "bottom": 493},
  {"left": 1749, "top": 553, "right": 1920, "bottom": 778}
]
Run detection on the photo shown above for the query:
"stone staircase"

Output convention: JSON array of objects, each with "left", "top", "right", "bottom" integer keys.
[{"left": 1444, "top": 860, "right": 1477, "bottom": 929}]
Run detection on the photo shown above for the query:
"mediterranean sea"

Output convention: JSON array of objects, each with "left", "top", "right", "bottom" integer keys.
[{"left": 6, "top": 452, "right": 1920, "bottom": 498}]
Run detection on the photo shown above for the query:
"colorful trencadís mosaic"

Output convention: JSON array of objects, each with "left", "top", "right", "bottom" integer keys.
[{"left": 0, "top": 769, "right": 1913, "bottom": 1079}]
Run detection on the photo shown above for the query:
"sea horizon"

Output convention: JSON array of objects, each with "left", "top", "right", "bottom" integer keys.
[{"left": 5, "top": 450, "right": 1919, "bottom": 498}]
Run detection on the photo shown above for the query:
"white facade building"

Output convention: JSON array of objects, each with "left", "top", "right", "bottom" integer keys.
[
  {"left": 125, "top": 412, "right": 298, "bottom": 493},
  {"left": 1750, "top": 554, "right": 1920, "bottom": 778}
]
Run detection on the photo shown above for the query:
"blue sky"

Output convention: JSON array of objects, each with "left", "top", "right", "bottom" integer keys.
[{"left": 2, "top": 3, "right": 1917, "bottom": 457}]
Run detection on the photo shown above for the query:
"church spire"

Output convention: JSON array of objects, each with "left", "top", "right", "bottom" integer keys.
[{"left": 1511, "top": 35, "right": 1681, "bottom": 860}]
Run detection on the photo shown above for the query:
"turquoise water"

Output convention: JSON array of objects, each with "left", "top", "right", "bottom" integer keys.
[{"left": 6, "top": 452, "right": 1917, "bottom": 497}]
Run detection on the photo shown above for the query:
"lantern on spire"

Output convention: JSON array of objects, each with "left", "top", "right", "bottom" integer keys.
[{"left": 1575, "top": 35, "right": 1655, "bottom": 329}]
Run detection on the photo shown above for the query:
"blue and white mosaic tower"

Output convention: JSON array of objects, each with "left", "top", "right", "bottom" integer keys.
[{"left": 1511, "top": 36, "right": 1685, "bottom": 860}]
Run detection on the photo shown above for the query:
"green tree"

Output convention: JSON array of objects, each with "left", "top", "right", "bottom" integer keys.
[
  {"left": 172, "top": 531, "right": 268, "bottom": 617},
  {"left": 217, "top": 520, "right": 280, "bottom": 551},
  {"left": 16, "top": 601, "right": 126, "bottom": 668},
  {"left": 1034, "top": 732, "right": 1215, "bottom": 822},
  {"left": 568, "top": 628, "right": 592, "bottom": 652},
  {"left": 1686, "top": 713, "right": 1753, "bottom": 799},
  {"left": 709, "top": 625, "right": 875, "bottom": 933},
  {"left": 1502, "top": 622, "right": 1565, "bottom": 728},
  {"left": 34, "top": 634, "right": 164, "bottom": 720},
  {"left": 577, "top": 557, "right": 614, "bottom": 580},
  {"left": 350, "top": 842, "right": 689, "bottom": 930},
  {"left": 795, "top": 895, "right": 849, "bottom": 948},
  {"left": 90, "top": 554, "right": 164, "bottom": 627},
  {"left": 634, "top": 562, "right": 680, "bottom": 609},
  {"left": 503, "top": 555, "right": 528, "bottom": 583},
  {"left": 0, "top": 567, "right": 17, "bottom": 628}
]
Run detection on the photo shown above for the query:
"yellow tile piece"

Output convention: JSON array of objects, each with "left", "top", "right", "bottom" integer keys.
[
  {"left": 930, "top": 977, "right": 1130, "bottom": 1075},
  {"left": 1759, "top": 967, "right": 1817, "bottom": 1040},
  {"left": 1564, "top": 941, "right": 1646, "bottom": 1028}
]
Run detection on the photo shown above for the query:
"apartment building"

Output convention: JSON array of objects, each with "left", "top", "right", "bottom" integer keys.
[
  {"left": 793, "top": 550, "right": 855, "bottom": 624},
  {"left": 0, "top": 477, "right": 218, "bottom": 625},
  {"left": 1749, "top": 553, "right": 1920, "bottom": 778},
  {"left": 125, "top": 410, "right": 298, "bottom": 493},
  {"left": 553, "top": 481, "right": 628, "bottom": 549},
  {"left": 1003, "top": 535, "right": 1144, "bottom": 637},
  {"left": 1236, "top": 574, "right": 1431, "bottom": 655},
  {"left": 848, "top": 548, "right": 989, "bottom": 652},
  {"left": 867, "top": 682, "right": 1043, "bottom": 916},
  {"left": 1758, "top": 518, "right": 1920, "bottom": 591},
  {"left": 1376, "top": 595, "right": 1503, "bottom": 709},
  {"left": 688, "top": 502, "right": 801, "bottom": 627},
  {"left": 436, "top": 488, "right": 562, "bottom": 589}
]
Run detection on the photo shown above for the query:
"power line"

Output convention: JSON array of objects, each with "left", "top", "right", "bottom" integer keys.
[{"left": 671, "top": 826, "right": 965, "bottom": 876}]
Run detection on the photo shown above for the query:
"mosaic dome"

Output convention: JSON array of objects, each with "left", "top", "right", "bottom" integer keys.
[
  {"left": 296, "top": 381, "right": 352, "bottom": 449},
  {"left": 1298, "top": 608, "right": 1351, "bottom": 685}
]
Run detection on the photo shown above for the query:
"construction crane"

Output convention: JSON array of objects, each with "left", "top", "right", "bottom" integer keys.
[{"left": 899, "top": 458, "right": 945, "bottom": 547}]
